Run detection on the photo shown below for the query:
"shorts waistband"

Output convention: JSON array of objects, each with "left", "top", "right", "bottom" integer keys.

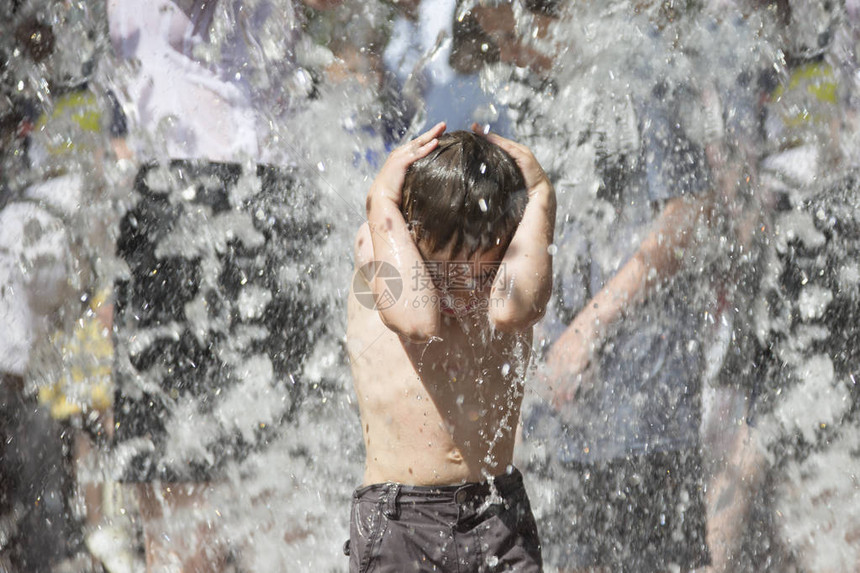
[{"left": 353, "top": 467, "right": 525, "bottom": 508}]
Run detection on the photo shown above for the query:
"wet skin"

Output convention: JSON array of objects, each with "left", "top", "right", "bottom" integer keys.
[
  {"left": 347, "top": 230, "right": 532, "bottom": 486},
  {"left": 348, "top": 122, "right": 554, "bottom": 487}
]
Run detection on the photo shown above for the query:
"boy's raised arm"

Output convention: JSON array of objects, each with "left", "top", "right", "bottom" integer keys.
[
  {"left": 476, "top": 127, "right": 557, "bottom": 332},
  {"left": 365, "top": 122, "right": 446, "bottom": 342}
]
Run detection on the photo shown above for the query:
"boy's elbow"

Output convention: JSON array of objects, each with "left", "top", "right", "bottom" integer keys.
[
  {"left": 398, "top": 319, "right": 441, "bottom": 343},
  {"left": 489, "top": 300, "right": 546, "bottom": 333},
  {"left": 400, "top": 327, "right": 439, "bottom": 344},
  {"left": 489, "top": 281, "right": 551, "bottom": 332},
  {"left": 379, "top": 309, "right": 440, "bottom": 343}
]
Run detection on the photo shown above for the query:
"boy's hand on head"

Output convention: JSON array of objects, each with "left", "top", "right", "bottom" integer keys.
[
  {"left": 367, "top": 122, "right": 446, "bottom": 208},
  {"left": 470, "top": 124, "right": 555, "bottom": 332},
  {"left": 470, "top": 123, "right": 551, "bottom": 198},
  {"left": 363, "top": 123, "right": 447, "bottom": 342}
]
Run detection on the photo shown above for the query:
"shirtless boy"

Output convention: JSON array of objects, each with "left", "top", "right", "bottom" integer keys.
[{"left": 346, "top": 122, "right": 555, "bottom": 572}]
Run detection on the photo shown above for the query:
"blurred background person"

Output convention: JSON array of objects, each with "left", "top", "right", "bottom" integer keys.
[{"left": 1, "top": 2, "right": 121, "bottom": 570}]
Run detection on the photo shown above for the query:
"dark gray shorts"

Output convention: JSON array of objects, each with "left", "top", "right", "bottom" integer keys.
[{"left": 345, "top": 468, "right": 542, "bottom": 572}]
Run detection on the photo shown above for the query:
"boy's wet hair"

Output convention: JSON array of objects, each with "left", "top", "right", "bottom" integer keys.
[{"left": 402, "top": 130, "right": 527, "bottom": 258}]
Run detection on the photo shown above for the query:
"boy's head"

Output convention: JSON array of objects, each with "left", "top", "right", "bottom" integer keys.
[{"left": 401, "top": 130, "right": 527, "bottom": 261}]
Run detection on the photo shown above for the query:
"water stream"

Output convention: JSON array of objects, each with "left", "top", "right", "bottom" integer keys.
[{"left": 2, "top": 0, "right": 859, "bottom": 571}]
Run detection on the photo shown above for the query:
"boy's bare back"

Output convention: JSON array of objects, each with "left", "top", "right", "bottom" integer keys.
[{"left": 347, "top": 123, "right": 555, "bottom": 487}]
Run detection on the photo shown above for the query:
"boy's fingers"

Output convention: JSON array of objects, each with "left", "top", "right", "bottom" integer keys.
[
  {"left": 379, "top": 138, "right": 439, "bottom": 191},
  {"left": 487, "top": 133, "right": 530, "bottom": 159},
  {"left": 471, "top": 122, "right": 512, "bottom": 145},
  {"left": 472, "top": 124, "right": 552, "bottom": 192},
  {"left": 472, "top": 123, "right": 531, "bottom": 159},
  {"left": 398, "top": 137, "right": 438, "bottom": 163},
  {"left": 414, "top": 121, "right": 446, "bottom": 147},
  {"left": 484, "top": 131, "right": 515, "bottom": 148},
  {"left": 415, "top": 139, "right": 438, "bottom": 158},
  {"left": 390, "top": 122, "right": 444, "bottom": 162}
]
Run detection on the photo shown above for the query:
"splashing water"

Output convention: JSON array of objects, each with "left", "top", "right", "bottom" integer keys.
[
  {"left": 2, "top": 0, "right": 860, "bottom": 571},
  {"left": 497, "top": 2, "right": 860, "bottom": 571}
]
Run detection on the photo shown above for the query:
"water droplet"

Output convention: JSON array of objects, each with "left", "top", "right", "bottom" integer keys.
[
  {"left": 547, "top": 244, "right": 558, "bottom": 256},
  {"left": 478, "top": 198, "right": 488, "bottom": 212},
  {"left": 501, "top": 363, "right": 511, "bottom": 376},
  {"left": 182, "top": 185, "right": 196, "bottom": 200}
]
